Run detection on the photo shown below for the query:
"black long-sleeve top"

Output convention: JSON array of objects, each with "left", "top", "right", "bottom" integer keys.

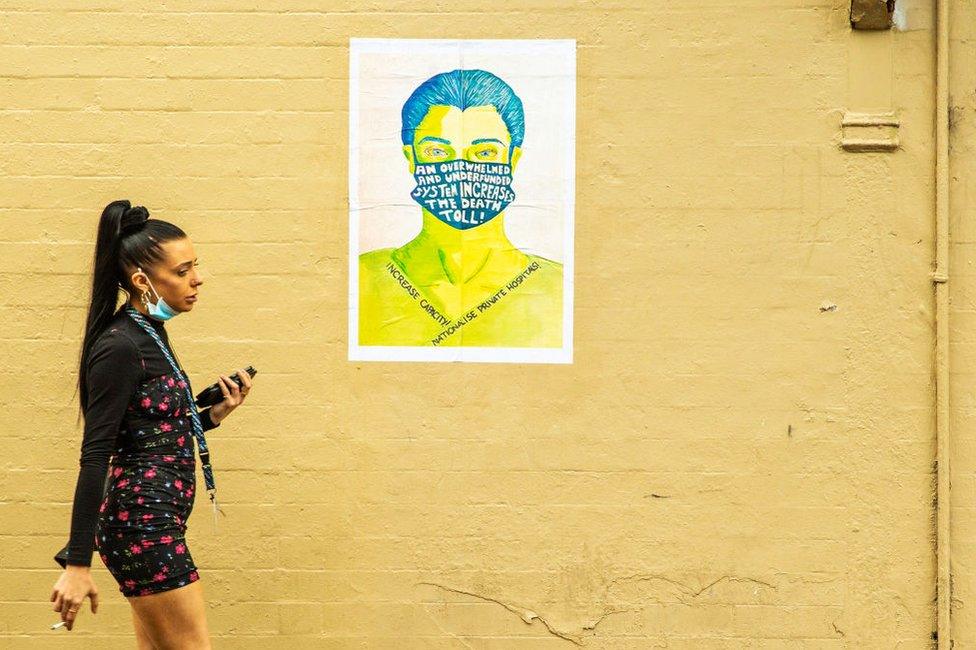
[{"left": 65, "top": 307, "right": 219, "bottom": 566}]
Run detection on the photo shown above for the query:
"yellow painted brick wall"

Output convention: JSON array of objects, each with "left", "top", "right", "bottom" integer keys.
[
  {"left": 0, "top": 1, "right": 947, "bottom": 647},
  {"left": 950, "top": 1, "right": 976, "bottom": 648}
]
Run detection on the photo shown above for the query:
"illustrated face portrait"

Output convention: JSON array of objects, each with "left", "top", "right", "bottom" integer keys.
[
  {"left": 404, "top": 105, "right": 522, "bottom": 170},
  {"left": 403, "top": 104, "right": 523, "bottom": 230},
  {"left": 399, "top": 69, "right": 526, "bottom": 231},
  {"left": 349, "top": 40, "right": 574, "bottom": 361}
]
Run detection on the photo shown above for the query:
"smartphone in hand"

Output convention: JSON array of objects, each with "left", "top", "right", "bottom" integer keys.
[{"left": 194, "top": 366, "right": 257, "bottom": 408}]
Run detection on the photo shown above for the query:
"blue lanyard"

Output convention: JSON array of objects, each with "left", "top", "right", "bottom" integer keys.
[{"left": 125, "top": 306, "right": 225, "bottom": 526}]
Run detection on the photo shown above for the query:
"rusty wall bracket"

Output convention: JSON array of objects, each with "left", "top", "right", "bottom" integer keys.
[{"left": 851, "top": 0, "right": 896, "bottom": 30}]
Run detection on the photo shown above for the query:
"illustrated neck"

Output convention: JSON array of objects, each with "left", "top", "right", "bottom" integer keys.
[{"left": 414, "top": 210, "right": 520, "bottom": 284}]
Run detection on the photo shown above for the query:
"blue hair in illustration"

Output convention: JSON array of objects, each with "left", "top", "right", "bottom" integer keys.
[{"left": 401, "top": 69, "right": 525, "bottom": 147}]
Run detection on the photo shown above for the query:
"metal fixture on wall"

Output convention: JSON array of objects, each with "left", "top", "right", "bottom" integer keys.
[
  {"left": 850, "top": 0, "right": 896, "bottom": 29},
  {"left": 840, "top": 112, "right": 900, "bottom": 152}
]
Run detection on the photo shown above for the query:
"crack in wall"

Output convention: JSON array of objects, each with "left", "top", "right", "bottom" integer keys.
[
  {"left": 832, "top": 619, "right": 846, "bottom": 637},
  {"left": 580, "top": 608, "right": 639, "bottom": 632},
  {"left": 606, "top": 573, "right": 777, "bottom": 605},
  {"left": 417, "top": 573, "right": 779, "bottom": 645},
  {"left": 416, "top": 581, "right": 583, "bottom": 645}
]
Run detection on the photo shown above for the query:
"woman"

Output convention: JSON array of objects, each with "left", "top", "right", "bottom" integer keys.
[{"left": 50, "top": 200, "right": 253, "bottom": 648}]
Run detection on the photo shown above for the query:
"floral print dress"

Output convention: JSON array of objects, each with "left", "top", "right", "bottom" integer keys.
[
  {"left": 95, "top": 372, "right": 201, "bottom": 596},
  {"left": 78, "top": 310, "right": 220, "bottom": 597}
]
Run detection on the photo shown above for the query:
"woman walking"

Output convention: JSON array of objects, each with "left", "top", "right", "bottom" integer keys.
[{"left": 50, "top": 200, "right": 253, "bottom": 648}]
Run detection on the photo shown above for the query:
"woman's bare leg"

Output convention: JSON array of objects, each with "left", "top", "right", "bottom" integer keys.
[
  {"left": 126, "top": 580, "right": 211, "bottom": 650},
  {"left": 130, "top": 606, "right": 157, "bottom": 650}
]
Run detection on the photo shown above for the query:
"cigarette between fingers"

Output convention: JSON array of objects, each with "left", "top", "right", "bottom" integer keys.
[{"left": 51, "top": 621, "right": 67, "bottom": 630}]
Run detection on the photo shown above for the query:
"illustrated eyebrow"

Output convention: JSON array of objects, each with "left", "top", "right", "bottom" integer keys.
[
  {"left": 174, "top": 257, "right": 198, "bottom": 270},
  {"left": 471, "top": 138, "right": 506, "bottom": 146},
  {"left": 417, "top": 136, "right": 452, "bottom": 145}
]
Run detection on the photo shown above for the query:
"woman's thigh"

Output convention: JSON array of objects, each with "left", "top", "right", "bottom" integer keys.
[
  {"left": 130, "top": 607, "right": 157, "bottom": 650},
  {"left": 126, "top": 580, "right": 211, "bottom": 650}
]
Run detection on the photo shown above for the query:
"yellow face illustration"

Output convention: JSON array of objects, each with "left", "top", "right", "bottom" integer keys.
[{"left": 402, "top": 105, "right": 523, "bottom": 172}]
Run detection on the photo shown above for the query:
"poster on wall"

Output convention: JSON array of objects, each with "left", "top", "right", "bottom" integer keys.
[{"left": 348, "top": 38, "right": 575, "bottom": 363}]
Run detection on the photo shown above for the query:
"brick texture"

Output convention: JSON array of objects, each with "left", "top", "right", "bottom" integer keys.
[{"left": 0, "top": 1, "right": 949, "bottom": 647}]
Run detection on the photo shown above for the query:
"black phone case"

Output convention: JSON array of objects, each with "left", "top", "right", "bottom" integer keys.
[{"left": 194, "top": 365, "right": 257, "bottom": 408}]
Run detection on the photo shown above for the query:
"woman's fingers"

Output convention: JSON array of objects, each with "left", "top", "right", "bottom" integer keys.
[
  {"left": 215, "top": 370, "right": 252, "bottom": 412},
  {"left": 61, "top": 598, "right": 80, "bottom": 630},
  {"left": 238, "top": 368, "right": 251, "bottom": 401},
  {"left": 227, "top": 374, "right": 240, "bottom": 398},
  {"left": 217, "top": 375, "right": 231, "bottom": 400},
  {"left": 51, "top": 590, "right": 62, "bottom": 612},
  {"left": 90, "top": 589, "right": 99, "bottom": 614},
  {"left": 222, "top": 374, "right": 243, "bottom": 405},
  {"left": 220, "top": 375, "right": 234, "bottom": 399}
]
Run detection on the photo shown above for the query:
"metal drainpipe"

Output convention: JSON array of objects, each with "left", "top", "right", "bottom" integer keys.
[{"left": 935, "top": 0, "right": 950, "bottom": 646}]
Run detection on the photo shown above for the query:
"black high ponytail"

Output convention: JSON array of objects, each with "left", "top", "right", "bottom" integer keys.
[{"left": 74, "top": 200, "right": 187, "bottom": 425}]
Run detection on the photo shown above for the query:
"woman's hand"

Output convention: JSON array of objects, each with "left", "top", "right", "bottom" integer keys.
[
  {"left": 208, "top": 367, "right": 253, "bottom": 424},
  {"left": 50, "top": 565, "right": 99, "bottom": 631}
]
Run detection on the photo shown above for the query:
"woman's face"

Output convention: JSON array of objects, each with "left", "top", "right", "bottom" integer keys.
[{"left": 129, "top": 237, "right": 203, "bottom": 313}]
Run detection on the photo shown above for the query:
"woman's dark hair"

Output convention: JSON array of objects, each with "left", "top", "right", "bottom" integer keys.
[{"left": 74, "top": 200, "right": 187, "bottom": 425}]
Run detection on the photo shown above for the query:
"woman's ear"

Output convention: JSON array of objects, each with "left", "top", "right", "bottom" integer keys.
[{"left": 129, "top": 268, "right": 148, "bottom": 294}]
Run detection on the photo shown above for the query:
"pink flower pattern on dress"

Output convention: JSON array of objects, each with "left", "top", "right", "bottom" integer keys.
[{"left": 94, "top": 369, "right": 204, "bottom": 598}]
